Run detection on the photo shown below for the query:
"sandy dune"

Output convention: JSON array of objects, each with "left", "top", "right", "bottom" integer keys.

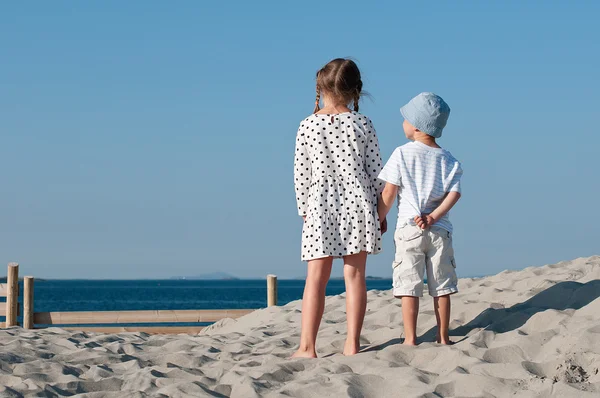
[{"left": 1, "top": 256, "right": 599, "bottom": 397}]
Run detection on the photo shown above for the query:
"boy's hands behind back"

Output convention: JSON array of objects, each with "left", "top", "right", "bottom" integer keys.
[
  {"left": 414, "top": 214, "right": 436, "bottom": 229},
  {"left": 414, "top": 192, "right": 461, "bottom": 229}
]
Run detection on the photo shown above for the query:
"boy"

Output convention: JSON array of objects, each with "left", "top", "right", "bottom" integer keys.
[{"left": 378, "top": 92, "right": 462, "bottom": 345}]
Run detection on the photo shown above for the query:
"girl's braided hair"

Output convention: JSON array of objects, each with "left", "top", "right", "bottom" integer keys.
[{"left": 313, "top": 58, "right": 363, "bottom": 113}]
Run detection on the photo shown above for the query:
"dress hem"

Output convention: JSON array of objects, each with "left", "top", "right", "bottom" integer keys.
[{"left": 301, "top": 247, "right": 382, "bottom": 262}]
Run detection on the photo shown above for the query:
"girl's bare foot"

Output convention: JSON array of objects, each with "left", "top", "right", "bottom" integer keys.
[
  {"left": 342, "top": 340, "right": 360, "bottom": 356},
  {"left": 402, "top": 339, "right": 417, "bottom": 346},
  {"left": 291, "top": 349, "right": 317, "bottom": 359}
]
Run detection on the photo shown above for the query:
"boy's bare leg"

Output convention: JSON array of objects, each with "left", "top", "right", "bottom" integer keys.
[
  {"left": 434, "top": 295, "right": 452, "bottom": 345},
  {"left": 342, "top": 251, "right": 368, "bottom": 355},
  {"left": 292, "top": 257, "right": 333, "bottom": 358},
  {"left": 434, "top": 303, "right": 442, "bottom": 343},
  {"left": 401, "top": 296, "right": 419, "bottom": 345}
]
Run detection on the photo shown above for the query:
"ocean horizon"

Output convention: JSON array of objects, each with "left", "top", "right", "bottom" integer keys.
[{"left": 24, "top": 278, "right": 395, "bottom": 314}]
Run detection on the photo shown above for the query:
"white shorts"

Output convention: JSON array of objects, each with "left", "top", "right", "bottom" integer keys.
[{"left": 392, "top": 224, "right": 458, "bottom": 298}]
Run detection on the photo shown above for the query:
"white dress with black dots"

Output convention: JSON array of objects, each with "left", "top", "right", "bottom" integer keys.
[{"left": 294, "top": 111, "right": 384, "bottom": 261}]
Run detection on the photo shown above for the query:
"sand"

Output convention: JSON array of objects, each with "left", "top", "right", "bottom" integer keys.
[{"left": 1, "top": 256, "right": 599, "bottom": 397}]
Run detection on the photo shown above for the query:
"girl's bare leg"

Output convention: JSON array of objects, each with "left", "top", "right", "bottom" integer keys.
[
  {"left": 292, "top": 257, "right": 333, "bottom": 358},
  {"left": 342, "top": 251, "right": 368, "bottom": 355}
]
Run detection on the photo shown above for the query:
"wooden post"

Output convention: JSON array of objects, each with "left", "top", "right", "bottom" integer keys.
[
  {"left": 23, "top": 277, "right": 34, "bottom": 329},
  {"left": 6, "top": 263, "right": 19, "bottom": 327},
  {"left": 267, "top": 274, "right": 277, "bottom": 307}
]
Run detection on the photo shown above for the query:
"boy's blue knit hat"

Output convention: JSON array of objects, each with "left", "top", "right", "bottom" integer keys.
[{"left": 400, "top": 92, "right": 450, "bottom": 138}]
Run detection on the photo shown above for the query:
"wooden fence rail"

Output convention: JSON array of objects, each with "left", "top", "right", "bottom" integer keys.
[
  {"left": 2, "top": 263, "right": 278, "bottom": 334},
  {"left": 0, "top": 262, "right": 22, "bottom": 328}
]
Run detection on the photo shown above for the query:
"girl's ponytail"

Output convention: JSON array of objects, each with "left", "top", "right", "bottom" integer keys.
[
  {"left": 313, "top": 86, "right": 321, "bottom": 114},
  {"left": 353, "top": 80, "right": 362, "bottom": 112}
]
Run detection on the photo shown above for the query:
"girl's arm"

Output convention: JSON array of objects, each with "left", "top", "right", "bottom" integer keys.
[
  {"left": 294, "top": 126, "right": 311, "bottom": 217},
  {"left": 364, "top": 119, "right": 384, "bottom": 196}
]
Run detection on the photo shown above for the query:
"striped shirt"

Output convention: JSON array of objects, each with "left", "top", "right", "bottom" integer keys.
[{"left": 378, "top": 141, "right": 462, "bottom": 232}]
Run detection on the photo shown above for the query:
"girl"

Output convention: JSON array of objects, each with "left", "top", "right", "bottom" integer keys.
[{"left": 292, "top": 58, "right": 385, "bottom": 358}]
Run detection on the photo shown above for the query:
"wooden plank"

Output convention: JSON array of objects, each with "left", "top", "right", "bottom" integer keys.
[
  {"left": 34, "top": 309, "right": 254, "bottom": 325},
  {"left": 0, "top": 283, "right": 22, "bottom": 298},
  {"left": 59, "top": 326, "right": 205, "bottom": 334},
  {"left": 23, "top": 277, "right": 34, "bottom": 329},
  {"left": 0, "top": 307, "right": 21, "bottom": 316},
  {"left": 6, "top": 263, "right": 19, "bottom": 327}
]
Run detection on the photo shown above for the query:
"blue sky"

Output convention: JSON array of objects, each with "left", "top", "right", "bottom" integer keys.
[{"left": 1, "top": 1, "right": 598, "bottom": 279}]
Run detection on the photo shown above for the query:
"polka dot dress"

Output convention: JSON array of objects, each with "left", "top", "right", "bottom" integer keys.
[{"left": 294, "top": 111, "right": 385, "bottom": 261}]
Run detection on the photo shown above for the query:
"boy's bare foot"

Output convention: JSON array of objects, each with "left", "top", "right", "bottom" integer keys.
[
  {"left": 438, "top": 338, "right": 454, "bottom": 345},
  {"left": 436, "top": 334, "right": 454, "bottom": 345},
  {"left": 342, "top": 340, "right": 360, "bottom": 356},
  {"left": 402, "top": 339, "right": 417, "bottom": 346},
  {"left": 291, "top": 349, "right": 317, "bottom": 359}
]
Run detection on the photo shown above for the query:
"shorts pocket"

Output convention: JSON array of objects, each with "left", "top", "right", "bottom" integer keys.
[
  {"left": 398, "top": 225, "right": 423, "bottom": 242},
  {"left": 451, "top": 258, "right": 456, "bottom": 268},
  {"left": 431, "top": 226, "right": 452, "bottom": 242}
]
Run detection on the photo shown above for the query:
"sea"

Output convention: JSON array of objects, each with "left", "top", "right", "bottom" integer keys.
[
  {"left": 24, "top": 279, "right": 393, "bottom": 327},
  {"left": 32, "top": 279, "right": 393, "bottom": 312}
]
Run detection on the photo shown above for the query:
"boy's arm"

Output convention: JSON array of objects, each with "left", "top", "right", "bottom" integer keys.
[
  {"left": 377, "top": 147, "right": 403, "bottom": 234},
  {"left": 414, "top": 191, "right": 461, "bottom": 229},
  {"left": 378, "top": 182, "right": 398, "bottom": 222},
  {"left": 416, "top": 160, "right": 463, "bottom": 229}
]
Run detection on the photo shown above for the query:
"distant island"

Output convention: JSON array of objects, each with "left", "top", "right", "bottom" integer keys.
[
  {"left": 291, "top": 275, "right": 390, "bottom": 281},
  {"left": 168, "top": 274, "right": 390, "bottom": 281},
  {"left": 170, "top": 272, "right": 239, "bottom": 280},
  {"left": 329, "top": 276, "right": 389, "bottom": 281},
  {"left": 0, "top": 276, "right": 47, "bottom": 282}
]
